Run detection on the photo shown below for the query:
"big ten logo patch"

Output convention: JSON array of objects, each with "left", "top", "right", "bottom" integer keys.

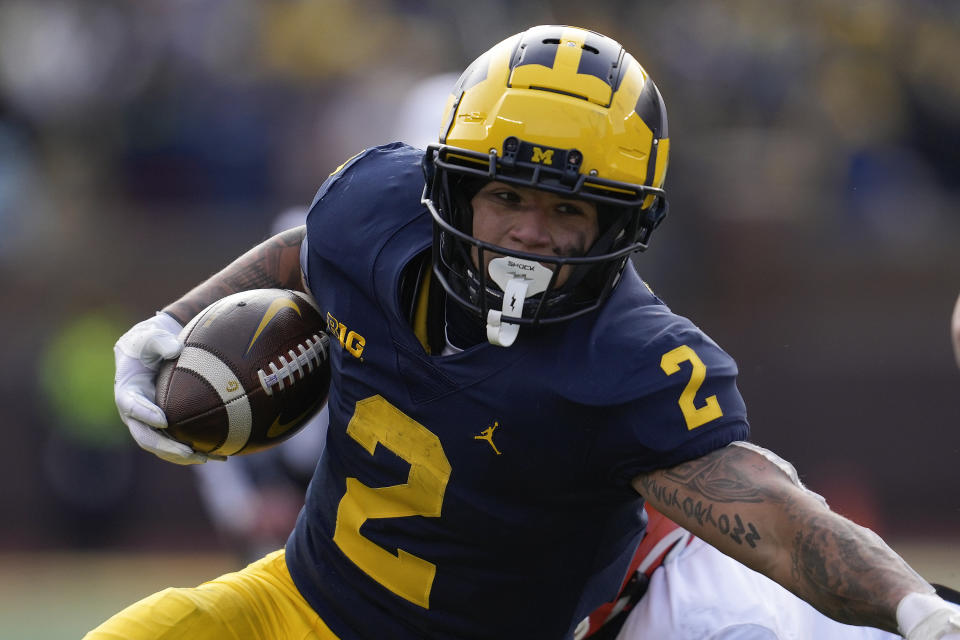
[{"left": 327, "top": 312, "right": 365, "bottom": 359}]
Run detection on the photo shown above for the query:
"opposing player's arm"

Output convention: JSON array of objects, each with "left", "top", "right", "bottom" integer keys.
[
  {"left": 632, "top": 443, "right": 933, "bottom": 634},
  {"left": 163, "top": 226, "right": 307, "bottom": 324}
]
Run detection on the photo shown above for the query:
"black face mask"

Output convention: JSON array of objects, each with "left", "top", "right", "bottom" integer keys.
[{"left": 422, "top": 141, "right": 668, "bottom": 342}]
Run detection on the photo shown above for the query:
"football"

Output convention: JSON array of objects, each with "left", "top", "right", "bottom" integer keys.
[{"left": 155, "top": 288, "right": 330, "bottom": 456}]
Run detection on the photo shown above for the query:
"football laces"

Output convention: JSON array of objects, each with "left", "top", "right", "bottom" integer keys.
[{"left": 257, "top": 334, "right": 329, "bottom": 396}]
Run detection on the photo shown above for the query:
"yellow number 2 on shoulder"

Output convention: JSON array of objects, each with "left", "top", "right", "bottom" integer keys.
[{"left": 660, "top": 345, "right": 723, "bottom": 430}]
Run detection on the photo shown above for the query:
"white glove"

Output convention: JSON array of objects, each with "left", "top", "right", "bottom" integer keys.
[
  {"left": 898, "top": 592, "right": 960, "bottom": 640},
  {"left": 114, "top": 311, "right": 212, "bottom": 465}
]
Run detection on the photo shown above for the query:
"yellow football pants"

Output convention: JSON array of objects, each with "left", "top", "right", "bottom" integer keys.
[{"left": 83, "top": 549, "right": 339, "bottom": 640}]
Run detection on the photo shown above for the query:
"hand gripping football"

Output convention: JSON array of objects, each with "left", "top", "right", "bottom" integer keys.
[{"left": 155, "top": 289, "right": 330, "bottom": 456}]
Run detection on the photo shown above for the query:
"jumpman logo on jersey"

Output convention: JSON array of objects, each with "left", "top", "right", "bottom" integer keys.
[{"left": 474, "top": 421, "right": 502, "bottom": 455}]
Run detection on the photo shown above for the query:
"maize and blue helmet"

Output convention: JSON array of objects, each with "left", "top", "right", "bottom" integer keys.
[{"left": 422, "top": 25, "right": 670, "bottom": 338}]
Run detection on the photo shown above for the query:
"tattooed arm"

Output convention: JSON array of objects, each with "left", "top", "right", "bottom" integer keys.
[
  {"left": 632, "top": 442, "right": 933, "bottom": 634},
  {"left": 112, "top": 226, "right": 310, "bottom": 464},
  {"left": 163, "top": 225, "right": 308, "bottom": 324}
]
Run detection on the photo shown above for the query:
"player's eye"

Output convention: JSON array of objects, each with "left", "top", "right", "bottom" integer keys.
[
  {"left": 492, "top": 190, "right": 522, "bottom": 204},
  {"left": 556, "top": 202, "right": 587, "bottom": 217}
]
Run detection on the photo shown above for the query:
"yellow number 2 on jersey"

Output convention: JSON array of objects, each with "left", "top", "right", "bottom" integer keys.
[
  {"left": 660, "top": 345, "right": 724, "bottom": 430},
  {"left": 333, "top": 395, "right": 451, "bottom": 608}
]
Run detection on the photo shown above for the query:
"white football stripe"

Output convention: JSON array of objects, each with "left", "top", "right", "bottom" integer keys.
[{"left": 177, "top": 346, "right": 252, "bottom": 456}]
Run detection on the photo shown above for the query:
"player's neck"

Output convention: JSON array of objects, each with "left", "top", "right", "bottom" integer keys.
[
  {"left": 401, "top": 250, "right": 486, "bottom": 353},
  {"left": 443, "top": 297, "right": 485, "bottom": 351}
]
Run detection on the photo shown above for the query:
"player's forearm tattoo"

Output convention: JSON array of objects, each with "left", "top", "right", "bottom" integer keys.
[
  {"left": 636, "top": 446, "right": 765, "bottom": 548},
  {"left": 163, "top": 226, "right": 307, "bottom": 324},
  {"left": 786, "top": 511, "right": 926, "bottom": 630},
  {"left": 655, "top": 445, "right": 768, "bottom": 503},
  {"left": 639, "top": 475, "right": 762, "bottom": 548},
  {"left": 636, "top": 444, "right": 929, "bottom": 632}
]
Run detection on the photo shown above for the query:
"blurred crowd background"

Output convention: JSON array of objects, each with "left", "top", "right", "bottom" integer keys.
[{"left": 1, "top": 0, "right": 958, "bottom": 556}]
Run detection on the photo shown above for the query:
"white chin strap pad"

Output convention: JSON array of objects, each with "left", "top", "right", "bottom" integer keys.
[{"left": 485, "top": 257, "right": 553, "bottom": 347}]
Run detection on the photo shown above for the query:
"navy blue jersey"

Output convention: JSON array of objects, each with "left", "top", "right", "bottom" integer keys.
[{"left": 286, "top": 143, "right": 749, "bottom": 639}]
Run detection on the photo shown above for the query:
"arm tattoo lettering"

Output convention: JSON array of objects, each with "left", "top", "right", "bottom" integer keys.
[
  {"left": 636, "top": 446, "right": 768, "bottom": 548},
  {"left": 731, "top": 514, "right": 761, "bottom": 547},
  {"left": 637, "top": 444, "right": 929, "bottom": 631},
  {"left": 636, "top": 468, "right": 763, "bottom": 549}
]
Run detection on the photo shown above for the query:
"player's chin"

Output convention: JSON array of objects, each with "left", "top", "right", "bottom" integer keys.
[{"left": 552, "top": 265, "right": 574, "bottom": 287}]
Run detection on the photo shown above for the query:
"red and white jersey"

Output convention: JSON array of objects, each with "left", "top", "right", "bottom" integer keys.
[
  {"left": 576, "top": 505, "right": 694, "bottom": 638},
  {"left": 583, "top": 507, "right": 899, "bottom": 640}
]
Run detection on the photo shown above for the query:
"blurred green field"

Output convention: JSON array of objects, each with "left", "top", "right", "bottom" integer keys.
[
  {"left": 0, "top": 551, "right": 236, "bottom": 639},
  {"left": 2, "top": 542, "right": 958, "bottom": 639}
]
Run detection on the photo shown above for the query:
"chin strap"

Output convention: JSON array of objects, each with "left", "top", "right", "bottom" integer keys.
[{"left": 485, "top": 257, "right": 553, "bottom": 347}]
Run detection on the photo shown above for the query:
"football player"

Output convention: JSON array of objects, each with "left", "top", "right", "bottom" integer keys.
[{"left": 98, "top": 25, "right": 960, "bottom": 640}]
